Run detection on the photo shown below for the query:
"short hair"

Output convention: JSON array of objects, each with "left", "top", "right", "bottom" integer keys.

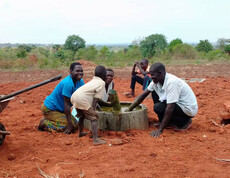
[
  {"left": 95, "top": 65, "right": 106, "bottom": 78},
  {"left": 106, "top": 68, "right": 114, "bottom": 73},
  {"left": 141, "top": 58, "right": 149, "bottom": 65},
  {"left": 70, "top": 62, "right": 81, "bottom": 71},
  {"left": 150, "top": 62, "right": 166, "bottom": 73}
]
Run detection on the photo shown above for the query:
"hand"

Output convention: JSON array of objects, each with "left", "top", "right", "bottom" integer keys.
[
  {"left": 64, "top": 123, "right": 74, "bottom": 134},
  {"left": 135, "top": 61, "right": 139, "bottom": 66},
  {"left": 150, "top": 129, "right": 162, "bottom": 138}
]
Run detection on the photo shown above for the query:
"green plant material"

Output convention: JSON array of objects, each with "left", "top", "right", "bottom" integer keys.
[
  {"left": 224, "top": 44, "right": 230, "bottom": 55},
  {"left": 75, "top": 46, "right": 98, "bottom": 60},
  {"left": 140, "top": 34, "right": 167, "bottom": 58},
  {"left": 64, "top": 35, "right": 85, "bottom": 52},
  {"left": 108, "top": 89, "right": 121, "bottom": 111},
  {"left": 196, "top": 39, "right": 213, "bottom": 53},
  {"left": 172, "top": 43, "right": 197, "bottom": 59},
  {"left": 16, "top": 49, "right": 27, "bottom": 58},
  {"left": 168, "top": 38, "right": 183, "bottom": 52}
]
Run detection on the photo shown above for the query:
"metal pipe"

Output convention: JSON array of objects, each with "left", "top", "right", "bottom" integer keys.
[{"left": 0, "top": 75, "right": 62, "bottom": 102}]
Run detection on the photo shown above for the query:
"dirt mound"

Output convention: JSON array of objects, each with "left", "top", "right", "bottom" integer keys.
[{"left": 77, "top": 60, "right": 97, "bottom": 69}]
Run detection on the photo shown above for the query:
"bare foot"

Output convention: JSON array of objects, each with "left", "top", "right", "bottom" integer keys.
[
  {"left": 93, "top": 138, "right": 106, "bottom": 146},
  {"left": 79, "top": 132, "right": 89, "bottom": 137}
]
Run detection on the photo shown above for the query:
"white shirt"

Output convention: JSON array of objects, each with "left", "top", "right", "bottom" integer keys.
[
  {"left": 71, "top": 76, "right": 105, "bottom": 110},
  {"left": 102, "top": 82, "right": 113, "bottom": 102},
  {"left": 147, "top": 73, "right": 198, "bottom": 117}
]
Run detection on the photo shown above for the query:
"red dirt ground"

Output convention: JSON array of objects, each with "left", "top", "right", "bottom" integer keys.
[{"left": 0, "top": 62, "right": 230, "bottom": 177}]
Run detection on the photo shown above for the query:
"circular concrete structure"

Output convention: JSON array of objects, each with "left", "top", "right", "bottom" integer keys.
[{"left": 84, "top": 102, "right": 148, "bottom": 131}]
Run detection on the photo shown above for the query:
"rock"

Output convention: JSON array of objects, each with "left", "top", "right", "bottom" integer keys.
[
  {"left": 110, "top": 138, "right": 123, "bottom": 145},
  {"left": 219, "top": 111, "right": 230, "bottom": 120},
  {"left": 7, "top": 153, "right": 16, "bottom": 161},
  {"left": 223, "top": 101, "right": 230, "bottom": 112}
]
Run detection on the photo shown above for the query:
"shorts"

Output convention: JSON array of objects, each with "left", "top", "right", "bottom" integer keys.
[{"left": 76, "top": 107, "right": 98, "bottom": 121}]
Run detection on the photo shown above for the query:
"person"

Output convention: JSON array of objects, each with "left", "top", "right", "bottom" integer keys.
[
  {"left": 102, "top": 68, "right": 114, "bottom": 102},
  {"left": 125, "top": 58, "right": 151, "bottom": 98},
  {"left": 38, "top": 62, "right": 84, "bottom": 134},
  {"left": 71, "top": 65, "right": 107, "bottom": 146},
  {"left": 127, "top": 62, "right": 198, "bottom": 137}
]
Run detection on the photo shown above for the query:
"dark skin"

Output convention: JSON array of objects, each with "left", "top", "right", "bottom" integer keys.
[
  {"left": 63, "top": 65, "right": 83, "bottom": 134},
  {"left": 105, "top": 70, "right": 114, "bottom": 93},
  {"left": 132, "top": 60, "right": 149, "bottom": 76},
  {"left": 98, "top": 70, "right": 115, "bottom": 107},
  {"left": 78, "top": 72, "right": 107, "bottom": 145},
  {"left": 127, "top": 66, "right": 175, "bottom": 138},
  {"left": 128, "top": 59, "right": 149, "bottom": 96}
]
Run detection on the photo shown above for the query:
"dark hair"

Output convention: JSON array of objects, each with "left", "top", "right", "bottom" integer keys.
[
  {"left": 70, "top": 62, "right": 81, "bottom": 71},
  {"left": 141, "top": 58, "right": 149, "bottom": 65},
  {"left": 150, "top": 62, "right": 166, "bottom": 73},
  {"left": 95, "top": 65, "right": 106, "bottom": 79},
  {"left": 106, "top": 68, "right": 114, "bottom": 73}
]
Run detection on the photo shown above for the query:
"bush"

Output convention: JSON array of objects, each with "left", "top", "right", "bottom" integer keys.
[
  {"left": 168, "top": 38, "right": 183, "bottom": 52},
  {"left": 16, "top": 49, "right": 27, "bottom": 58},
  {"left": 75, "top": 46, "right": 98, "bottom": 60},
  {"left": 172, "top": 44, "right": 197, "bottom": 59},
  {"left": 196, "top": 40, "right": 213, "bottom": 53}
]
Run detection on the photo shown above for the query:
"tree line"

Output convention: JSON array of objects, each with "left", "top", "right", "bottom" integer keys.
[{"left": 0, "top": 34, "right": 230, "bottom": 70}]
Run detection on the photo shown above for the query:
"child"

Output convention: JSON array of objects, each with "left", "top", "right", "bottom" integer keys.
[
  {"left": 126, "top": 58, "right": 151, "bottom": 98},
  {"left": 71, "top": 65, "right": 107, "bottom": 146},
  {"left": 102, "top": 68, "right": 114, "bottom": 102}
]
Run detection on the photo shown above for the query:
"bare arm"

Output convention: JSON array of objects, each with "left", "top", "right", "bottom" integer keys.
[
  {"left": 136, "top": 63, "right": 149, "bottom": 76},
  {"left": 126, "top": 89, "right": 151, "bottom": 111},
  {"left": 150, "top": 103, "right": 175, "bottom": 137},
  {"left": 92, "top": 98, "right": 99, "bottom": 110},
  {"left": 63, "top": 96, "right": 74, "bottom": 134},
  {"left": 131, "top": 62, "right": 138, "bottom": 76}
]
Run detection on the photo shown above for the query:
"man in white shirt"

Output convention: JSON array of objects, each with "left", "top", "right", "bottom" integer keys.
[{"left": 127, "top": 63, "right": 198, "bottom": 137}]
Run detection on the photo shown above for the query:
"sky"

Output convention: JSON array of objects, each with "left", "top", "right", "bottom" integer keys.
[{"left": 0, "top": 0, "right": 229, "bottom": 45}]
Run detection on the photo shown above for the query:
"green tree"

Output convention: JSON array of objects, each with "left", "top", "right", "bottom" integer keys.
[
  {"left": 224, "top": 44, "right": 230, "bottom": 55},
  {"left": 75, "top": 46, "right": 98, "bottom": 60},
  {"left": 196, "top": 40, "right": 213, "bottom": 53},
  {"left": 217, "top": 38, "right": 230, "bottom": 51},
  {"left": 168, "top": 38, "right": 183, "bottom": 52},
  {"left": 18, "top": 44, "right": 33, "bottom": 52},
  {"left": 140, "top": 34, "right": 167, "bottom": 58},
  {"left": 64, "top": 35, "right": 85, "bottom": 52},
  {"left": 172, "top": 43, "right": 197, "bottom": 59},
  {"left": 99, "top": 46, "right": 110, "bottom": 59}
]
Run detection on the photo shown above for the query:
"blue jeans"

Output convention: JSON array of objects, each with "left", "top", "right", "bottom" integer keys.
[{"left": 130, "top": 75, "right": 151, "bottom": 91}]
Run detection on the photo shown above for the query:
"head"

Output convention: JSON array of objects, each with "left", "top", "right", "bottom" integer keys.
[
  {"left": 69, "top": 62, "right": 83, "bottom": 82},
  {"left": 105, "top": 68, "right": 114, "bottom": 85},
  {"left": 149, "top": 63, "right": 166, "bottom": 84},
  {"left": 140, "top": 58, "right": 149, "bottom": 70},
  {"left": 95, "top": 65, "right": 107, "bottom": 81}
]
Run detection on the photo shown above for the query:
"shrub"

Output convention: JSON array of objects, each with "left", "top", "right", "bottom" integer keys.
[
  {"left": 172, "top": 44, "right": 197, "bottom": 59},
  {"left": 195, "top": 40, "right": 213, "bottom": 53}
]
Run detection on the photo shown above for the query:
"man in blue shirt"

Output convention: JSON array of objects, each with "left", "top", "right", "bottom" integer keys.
[{"left": 38, "top": 62, "right": 84, "bottom": 134}]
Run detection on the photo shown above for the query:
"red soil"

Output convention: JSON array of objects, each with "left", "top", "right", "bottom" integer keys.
[{"left": 0, "top": 63, "right": 230, "bottom": 177}]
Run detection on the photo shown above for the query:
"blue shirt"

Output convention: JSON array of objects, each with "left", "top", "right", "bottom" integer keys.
[{"left": 44, "top": 75, "right": 84, "bottom": 112}]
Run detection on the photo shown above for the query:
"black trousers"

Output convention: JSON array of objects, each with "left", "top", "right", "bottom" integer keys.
[
  {"left": 153, "top": 99, "right": 191, "bottom": 127},
  {"left": 130, "top": 75, "right": 151, "bottom": 91}
]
